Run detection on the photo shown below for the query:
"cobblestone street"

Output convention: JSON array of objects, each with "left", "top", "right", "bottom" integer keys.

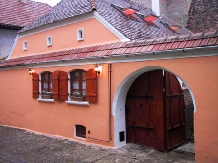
[{"left": 0, "top": 125, "right": 195, "bottom": 163}]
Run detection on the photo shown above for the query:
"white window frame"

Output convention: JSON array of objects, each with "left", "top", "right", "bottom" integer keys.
[
  {"left": 23, "top": 41, "right": 28, "bottom": 51},
  {"left": 47, "top": 36, "right": 52, "bottom": 46},
  {"left": 77, "top": 28, "right": 84, "bottom": 41},
  {"left": 37, "top": 72, "right": 55, "bottom": 103}
]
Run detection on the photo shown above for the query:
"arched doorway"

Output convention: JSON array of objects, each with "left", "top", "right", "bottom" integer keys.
[{"left": 125, "top": 69, "right": 186, "bottom": 151}]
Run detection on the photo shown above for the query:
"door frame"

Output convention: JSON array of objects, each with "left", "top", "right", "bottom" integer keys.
[{"left": 112, "top": 66, "right": 196, "bottom": 148}]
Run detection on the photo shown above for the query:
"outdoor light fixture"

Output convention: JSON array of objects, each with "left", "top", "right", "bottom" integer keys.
[
  {"left": 94, "top": 64, "right": 102, "bottom": 74},
  {"left": 29, "top": 69, "right": 34, "bottom": 75}
]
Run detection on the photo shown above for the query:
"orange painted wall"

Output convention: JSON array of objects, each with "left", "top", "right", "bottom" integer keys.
[
  {"left": 0, "top": 55, "right": 218, "bottom": 162},
  {"left": 11, "top": 18, "right": 120, "bottom": 58}
]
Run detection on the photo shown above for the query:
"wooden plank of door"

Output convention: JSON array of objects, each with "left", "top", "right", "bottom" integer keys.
[
  {"left": 150, "top": 70, "right": 165, "bottom": 151},
  {"left": 164, "top": 71, "right": 186, "bottom": 150}
]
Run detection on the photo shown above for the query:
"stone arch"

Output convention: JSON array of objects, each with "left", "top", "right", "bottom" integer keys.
[{"left": 112, "top": 66, "right": 196, "bottom": 147}]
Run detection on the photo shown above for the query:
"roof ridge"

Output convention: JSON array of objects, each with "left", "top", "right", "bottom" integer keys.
[
  {"left": 90, "top": 0, "right": 96, "bottom": 10},
  {"left": 128, "top": 30, "right": 218, "bottom": 46}
]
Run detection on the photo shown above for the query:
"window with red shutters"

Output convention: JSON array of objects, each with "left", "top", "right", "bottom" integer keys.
[
  {"left": 86, "top": 68, "right": 97, "bottom": 103},
  {"left": 76, "top": 125, "right": 86, "bottom": 138},
  {"left": 32, "top": 73, "right": 39, "bottom": 99},
  {"left": 52, "top": 70, "right": 59, "bottom": 100},
  {"left": 59, "top": 71, "right": 68, "bottom": 100}
]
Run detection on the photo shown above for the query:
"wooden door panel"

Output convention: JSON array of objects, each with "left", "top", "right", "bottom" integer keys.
[
  {"left": 150, "top": 70, "right": 165, "bottom": 151},
  {"left": 165, "top": 71, "right": 186, "bottom": 150},
  {"left": 126, "top": 70, "right": 185, "bottom": 151}
]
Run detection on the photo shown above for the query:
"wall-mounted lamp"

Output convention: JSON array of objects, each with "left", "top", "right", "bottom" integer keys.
[
  {"left": 29, "top": 69, "right": 34, "bottom": 75},
  {"left": 94, "top": 64, "right": 102, "bottom": 74}
]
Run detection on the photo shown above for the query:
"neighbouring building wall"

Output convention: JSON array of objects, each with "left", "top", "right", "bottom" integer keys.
[
  {"left": 186, "top": 0, "right": 218, "bottom": 33},
  {"left": 0, "top": 28, "right": 18, "bottom": 59},
  {"left": 183, "top": 88, "right": 194, "bottom": 140},
  {"left": 0, "top": 55, "right": 218, "bottom": 162},
  {"left": 11, "top": 18, "right": 121, "bottom": 58},
  {"left": 135, "top": 0, "right": 192, "bottom": 27}
]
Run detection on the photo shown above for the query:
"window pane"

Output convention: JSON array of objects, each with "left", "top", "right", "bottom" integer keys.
[
  {"left": 82, "top": 90, "right": 86, "bottom": 96},
  {"left": 73, "top": 81, "right": 79, "bottom": 89},
  {"left": 82, "top": 81, "right": 86, "bottom": 89},
  {"left": 44, "top": 73, "right": 49, "bottom": 80},
  {"left": 73, "top": 72, "right": 79, "bottom": 80},
  {"left": 82, "top": 72, "right": 86, "bottom": 80},
  {"left": 44, "top": 82, "right": 48, "bottom": 88},
  {"left": 49, "top": 73, "right": 52, "bottom": 80},
  {"left": 50, "top": 82, "right": 52, "bottom": 89}
]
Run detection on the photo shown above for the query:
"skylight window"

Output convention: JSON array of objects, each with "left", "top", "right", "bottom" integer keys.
[
  {"left": 123, "top": 9, "right": 136, "bottom": 15},
  {"left": 111, "top": 4, "right": 138, "bottom": 20},
  {"left": 160, "top": 21, "right": 181, "bottom": 34},
  {"left": 144, "top": 15, "right": 158, "bottom": 26}
]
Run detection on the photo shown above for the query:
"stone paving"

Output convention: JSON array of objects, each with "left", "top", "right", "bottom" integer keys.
[{"left": 0, "top": 125, "right": 195, "bottom": 163}]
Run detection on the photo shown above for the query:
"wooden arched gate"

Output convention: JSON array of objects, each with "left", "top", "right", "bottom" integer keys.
[{"left": 125, "top": 70, "right": 186, "bottom": 151}]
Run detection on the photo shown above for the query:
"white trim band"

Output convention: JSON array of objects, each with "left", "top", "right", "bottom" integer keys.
[
  {"left": 37, "top": 98, "right": 55, "bottom": 103},
  {"left": 65, "top": 101, "right": 89, "bottom": 106}
]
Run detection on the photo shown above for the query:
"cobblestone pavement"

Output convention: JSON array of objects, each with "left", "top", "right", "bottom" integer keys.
[{"left": 0, "top": 126, "right": 195, "bottom": 163}]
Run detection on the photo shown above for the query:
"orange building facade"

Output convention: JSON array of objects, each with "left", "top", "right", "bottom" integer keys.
[{"left": 0, "top": 7, "right": 218, "bottom": 163}]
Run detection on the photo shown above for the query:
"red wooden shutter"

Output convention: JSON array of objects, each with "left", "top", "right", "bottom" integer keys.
[
  {"left": 86, "top": 68, "right": 97, "bottom": 103},
  {"left": 52, "top": 70, "right": 59, "bottom": 100},
  {"left": 32, "top": 73, "right": 39, "bottom": 99},
  {"left": 59, "top": 71, "right": 68, "bottom": 100}
]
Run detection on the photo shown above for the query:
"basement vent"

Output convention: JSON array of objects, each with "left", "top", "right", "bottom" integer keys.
[{"left": 119, "top": 131, "right": 125, "bottom": 142}]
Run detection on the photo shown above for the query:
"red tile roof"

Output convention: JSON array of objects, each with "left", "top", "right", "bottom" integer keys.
[
  {"left": 0, "top": 0, "right": 52, "bottom": 27},
  {"left": 19, "top": 0, "right": 192, "bottom": 40},
  {"left": 1, "top": 32, "right": 217, "bottom": 68}
]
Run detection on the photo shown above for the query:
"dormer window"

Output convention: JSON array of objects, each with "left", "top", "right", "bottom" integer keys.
[
  {"left": 160, "top": 21, "right": 181, "bottom": 34},
  {"left": 144, "top": 15, "right": 158, "bottom": 26},
  {"left": 23, "top": 41, "right": 28, "bottom": 51},
  {"left": 77, "top": 29, "right": 84, "bottom": 41},
  {"left": 47, "top": 36, "right": 52, "bottom": 46},
  {"left": 112, "top": 4, "right": 138, "bottom": 20},
  {"left": 123, "top": 9, "right": 136, "bottom": 16}
]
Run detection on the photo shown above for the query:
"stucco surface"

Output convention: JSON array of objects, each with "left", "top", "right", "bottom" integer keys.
[
  {"left": 11, "top": 18, "right": 120, "bottom": 58},
  {"left": 0, "top": 55, "right": 218, "bottom": 162}
]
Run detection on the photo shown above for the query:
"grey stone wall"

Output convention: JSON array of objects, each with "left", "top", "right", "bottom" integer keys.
[
  {"left": 183, "top": 88, "right": 194, "bottom": 141},
  {"left": 0, "top": 28, "right": 18, "bottom": 59},
  {"left": 134, "top": 0, "right": 192, "bottom": 27}
]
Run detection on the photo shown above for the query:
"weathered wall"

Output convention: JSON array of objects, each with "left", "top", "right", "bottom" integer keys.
[
  {"left": 0, "top": 55, "right": 218, "bottom": 162},
  {"left": 11, "top": 18, "right": 120, "bottom": 58},
  {"left": 0, "top": 64, "right": 113, "bottom": 147},
  {"left": 0, "top": 28, "right": 18, "bottom": 58},
  {"left": 135, "top": 0, "right": 192, "bottom": 27},
  {"left": 183, "top": 88, "right": 194, "bottom": 140},
  {"left": 186, "top": 0, "right": 218, "bottom": 33}
]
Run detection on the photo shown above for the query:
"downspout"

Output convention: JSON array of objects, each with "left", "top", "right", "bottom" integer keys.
[{"left": 87, "top": 64, "right": 112, "bottom": 143}]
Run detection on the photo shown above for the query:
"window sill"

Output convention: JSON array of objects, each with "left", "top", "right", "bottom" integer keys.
[
  {"left": 65, "top": 101, "right": 89, "bottom": 106},
  {"left": 75, "top": 136, "right": 86, "bottom": 140},
  {"left": 37, "top": 98, "right": 55, "bottom": 103}
]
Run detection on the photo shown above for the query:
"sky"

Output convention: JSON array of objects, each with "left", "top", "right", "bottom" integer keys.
[{"left": 34, "top": 0, "right": 61, "bottom": 7}]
